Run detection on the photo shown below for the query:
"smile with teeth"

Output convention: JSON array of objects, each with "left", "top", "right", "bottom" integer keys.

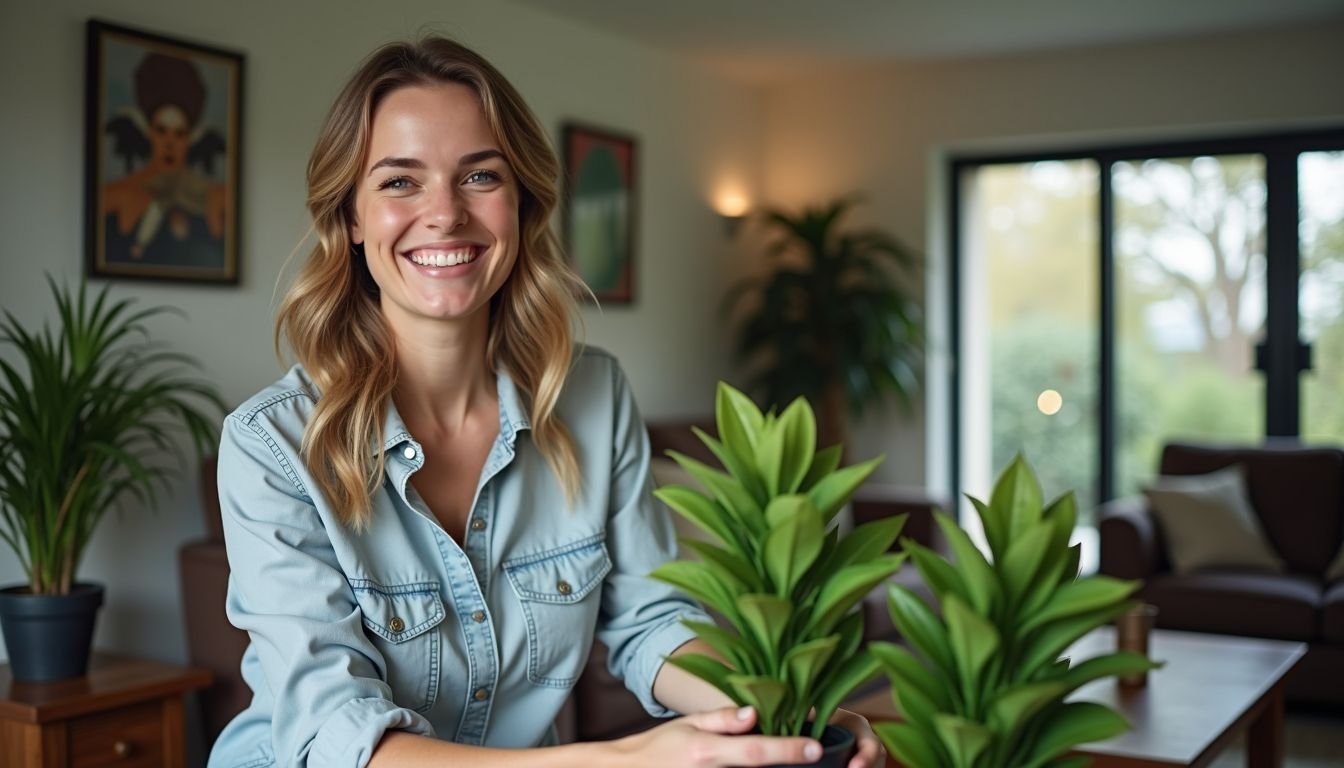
[{"left": 407, "top": 248, "right": 478, "bottom": 267}]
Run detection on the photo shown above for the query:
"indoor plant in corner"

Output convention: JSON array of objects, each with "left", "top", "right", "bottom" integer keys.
[
  {"left": 0, "top": 278, "right": 224, "bottom": 681},
  {"left": 872, "top": 456, "right": 1159, "bottom": 768},
  {"left": 651, "top": 382, "right": 909, "bottom": 767},
  {"left": 723, "top": 196, "right": 922, "bottom": 451}
]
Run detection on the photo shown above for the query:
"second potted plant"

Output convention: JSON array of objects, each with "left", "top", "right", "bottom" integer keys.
[
  {"left": 0, "top": 279, "right": 224, "bottom": 680},
  {"left": 651, "top": 382, "right": 908, "bottom": 767}
]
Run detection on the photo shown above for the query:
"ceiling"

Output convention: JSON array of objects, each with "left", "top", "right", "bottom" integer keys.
[{"left": 511, "top": 0, "right": 1344, "bottom": 82}]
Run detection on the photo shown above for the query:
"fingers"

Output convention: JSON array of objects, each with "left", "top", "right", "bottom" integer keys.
[
  {"left": 714, "top": 734, "right": 823, "bottom": 766},
  {"left": 848, "top": 733, "right": 885, "bottom": 768},
  {"left": 681, "top": 705, "right": 758, "bottom": 735}
]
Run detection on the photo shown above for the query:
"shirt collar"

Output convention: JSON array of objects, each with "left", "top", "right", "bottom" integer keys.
[{"left": 374, "top": 367, "right": 532, "bottom": 457}]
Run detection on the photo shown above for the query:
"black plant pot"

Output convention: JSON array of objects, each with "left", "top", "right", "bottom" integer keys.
[
  {"left": 0, "top": 583, "right": 104, "bottom": 681},
  {"left": 768, "top": 723, "right": 854, "bottom": 768}
]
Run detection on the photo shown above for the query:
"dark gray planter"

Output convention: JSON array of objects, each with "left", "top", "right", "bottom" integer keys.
[
  {"left": 766, "top": 723, "right": 854, "bottom": 768},
  {"left": 0, "top": 583, "right": 103, "bottom": 681}
]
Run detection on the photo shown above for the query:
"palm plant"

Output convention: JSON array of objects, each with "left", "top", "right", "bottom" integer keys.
[
  {"left": 724, "top": 197, "right": 921, "bottom": 450},
  {"left": 650, "top": 382, "right": 908, "bottom": 741},
  {"left": 872, "top": 456, "right": 1159, "bottom": 768},
  {"left": 0, "top": 278, "right": 225, "bottom": 595}
]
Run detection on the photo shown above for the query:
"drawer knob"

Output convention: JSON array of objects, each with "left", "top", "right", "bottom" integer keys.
[{"left": 114, "top": 740, "right": 133, "bottom": 758}]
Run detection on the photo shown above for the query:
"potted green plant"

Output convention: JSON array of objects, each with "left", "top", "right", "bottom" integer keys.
[
  {"left": 650, "top": 382, "right": 908, "bottom": 767},
  {"left": 872, "top": 456, "right": 1159, "bottom": 768},
  {"left": 0, "top": 278, "right": 224, "bottom": 681},
  {"left": 723, "top": 197, "right": 922, "bottom": 451}
]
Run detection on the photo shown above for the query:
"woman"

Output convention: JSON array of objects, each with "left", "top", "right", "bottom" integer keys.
[{"left": 210, "top": 37, "right": 881, "bottom": 768}]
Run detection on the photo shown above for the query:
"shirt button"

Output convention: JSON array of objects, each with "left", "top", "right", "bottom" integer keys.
[
  {"left": 388, "top": 616, "right": 405, "bottom": 633},
  {"left": 471, "top": 610, "right": 486, "bottom": 623},
  {"left": 470, "top": 518, "right": 486, "bottom": 531},
  {"left": 557, "top": 580, "right": 572, "bottom": 595},
  {"left": 402, "top": 445, "right": 416, "bottom": 460},
  {"left": 474, "top": 687, "right": 489, "bottom": 701}
]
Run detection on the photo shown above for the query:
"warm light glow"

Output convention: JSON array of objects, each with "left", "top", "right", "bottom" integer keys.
[
  {"left": 714, "top": 190, "right": 751, "bottom": 218},
  {"left": 1037, "top": 389, "right": 1063, "bottom": 415}
]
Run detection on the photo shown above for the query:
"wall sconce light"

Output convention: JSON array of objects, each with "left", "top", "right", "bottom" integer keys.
[{"left": 714, "top": 191, "right": 751, "bottom": 236}]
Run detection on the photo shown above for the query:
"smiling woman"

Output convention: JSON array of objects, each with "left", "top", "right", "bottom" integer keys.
[{"left": 207, "top": 36, "right": 882, "bottom": 768}]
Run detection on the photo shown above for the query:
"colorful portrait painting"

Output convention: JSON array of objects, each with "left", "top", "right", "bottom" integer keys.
[
  {"left": 85, "top": 20, "right": 243, "bottom": 283},
  {"left": 563, "top": 124, "right": 637, "bottom": 304}
]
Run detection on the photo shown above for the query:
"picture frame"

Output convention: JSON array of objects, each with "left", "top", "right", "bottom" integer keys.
[
  {"left": 562, "top": 123, "right": 637, "bottom": 304},
  {"left": 85, "top": 19, "right": 243, "bottom": 284}
]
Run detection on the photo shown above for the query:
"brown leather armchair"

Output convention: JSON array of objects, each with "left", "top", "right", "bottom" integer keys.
[{"left": 1098, "top": 441, "right": 1344, "bottom": 705}]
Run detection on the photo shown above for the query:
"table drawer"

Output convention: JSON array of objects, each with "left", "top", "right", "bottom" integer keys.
[{"left": 68, "top": 700, "right": 164, "bottom": 768}]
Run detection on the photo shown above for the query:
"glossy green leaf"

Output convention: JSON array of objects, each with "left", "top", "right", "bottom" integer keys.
[
  {"left": 1021, "top": 577, "right": 1140, "bottom": 635},
  {"left": 991, "top": 455, "right": 1045, "bottom": 560},
  {"left": 1017, "top": 603, "right": 1132, "bottom": 682},
  {"left": 808, "top": 648, "right": 880, "bottom": 740},
  {"left": 1001, "top": 521, "right": 1052, "bottom": 607},
  {"left": 763, "top": 500, "right": 824, "bottom": 597},
  {"left": 665, "top": 653, "right": 737, "bottom": 702},
  {"left": 986, "top": 680, "right": 1066, "bottom": 737},
  {"left": 692, "top": 426, "right": 766, "bottom": 508},
  {"left": 934, "top": 511, "right": 998, "bottom": 615},
  {"left": 653, "top": 486, "right": 741, "bottom": 553},
  {"left": 933, "top": 713, "right": 993, "bottom": 768},
  {"left": 826, "top": 513, "right": 907, "bottom": 572},
  {"left": 1019, "top": 702, "right": 1130, "bottom": 768},
  {"left": 808, "top": 553, "right": 907, "bottom": 636},
  {"left": 650, "top": 560, "right": 742, "bottom": 623},
  {"left": 681, "top": 619, "right": 760, "bottom": 675},
  {"left": 728, "top": 675, "right": 789, "bottom": 734},
  {"left": 737, "top": 593, "right": 793, "bottom": 668},
  {"left": 680, "top": 538, "right": 762, "bottom": 593},
  {"left": 885, "top": 584, "right": 956, "bottom": 678},
  {"left": 944, "top": 594, "right": 1000, "bottom": 713},
  {"left": 1058, "top": 651, "right": 1162, "bottom": 693},
  {"left": 666, "top": 451, "right": 765, "bottom": 534},
  {"left": 807, "top": 455, "right": 883, "bottom": 523},
  {"left": 716, "top": 382, "right": 763, "bottom": 453},
  {"left": 783, "top": 635, "right": 838, "bottom": 699},
  {"left": 904, "top": 538, "right": 971, "bottom": 606},
  {"left": 875, "top": 721, "right": 943, "bottom": 768},
  {"left": 800, "top": 443, "right": 842, "bottom": 492},
  {"left": 775, "top": 397, "right": 816, "bottom": 494}
]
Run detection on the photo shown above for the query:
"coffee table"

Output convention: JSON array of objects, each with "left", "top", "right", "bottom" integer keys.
[{"left": 848, "top": 627, "right": 1306, "bottom": 767}]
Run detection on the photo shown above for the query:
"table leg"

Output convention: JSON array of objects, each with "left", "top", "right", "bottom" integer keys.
[{"left": 1246, "top": 685, "right": 1284, "bottom": 768}]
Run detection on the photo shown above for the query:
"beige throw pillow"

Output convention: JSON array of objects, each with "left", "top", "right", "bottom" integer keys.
[{"left": 1142, "top": 465, "right": 1283, "bottom": 574}]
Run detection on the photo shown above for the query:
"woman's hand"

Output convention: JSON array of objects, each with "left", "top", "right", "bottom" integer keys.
[
  {"left": 610, "top": 706, "right": 824, "bottom": 767},
  {"left": 829, "top": 707, "right": 885, "bottom": 768}
]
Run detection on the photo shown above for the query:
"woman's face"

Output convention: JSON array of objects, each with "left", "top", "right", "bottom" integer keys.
[
  {"left": 149, "top": 105, "right": 190, "bottom": 172},
  {"left": 350, "top": 82, "right": 520, "bottom": 331}
]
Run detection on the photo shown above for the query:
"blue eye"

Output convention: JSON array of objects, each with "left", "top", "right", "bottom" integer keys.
[
  {"left": 377, "top": 176, "right": 412, "bottom": 191},
  {"left": 465, "top": 170, "right": 501, "bottom": 185}
]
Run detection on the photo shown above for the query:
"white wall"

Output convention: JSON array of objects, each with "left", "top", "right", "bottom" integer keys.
[
  {"left": 0, "top": 0, "right": 763, "bottom": 679},
  {"left": 761, "top": 20, "right": 1344, "bottom": 495}
]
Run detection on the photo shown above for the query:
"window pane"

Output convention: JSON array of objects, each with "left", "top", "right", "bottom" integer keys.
[
  {"left": 1300, "top": 151, "right": 1344, "bottom": 443},
  {"left": 1114, "top": 155, "right": 1266, "bottom": 495},
  {"left": 961, "top": 160, "right": 1099, "bottom": 564}
]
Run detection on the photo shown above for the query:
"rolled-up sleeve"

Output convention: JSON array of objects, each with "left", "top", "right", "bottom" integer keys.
[
  {"left": 217, "top": 414, "right": 433, "bottom": 767},
  {"left": 594, "top": 362, "right": 712, "bottom": 717}
]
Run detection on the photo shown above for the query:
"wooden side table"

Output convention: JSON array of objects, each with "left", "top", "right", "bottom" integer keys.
[{"left": 0, "top": 653, "right": 212, "bottom": 768}]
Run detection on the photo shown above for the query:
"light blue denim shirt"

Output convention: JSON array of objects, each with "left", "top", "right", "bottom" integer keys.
[{"left": 208, "top": 347, "right": 708, "bottom": 768}]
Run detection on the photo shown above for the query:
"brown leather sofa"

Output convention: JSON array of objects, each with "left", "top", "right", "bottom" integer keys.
[
  {"left": 180, "top": 424, "right": 946, "bottom": 749},
  {"left": 1099, "top": 441, "right": 1344, "bottom": 706}
]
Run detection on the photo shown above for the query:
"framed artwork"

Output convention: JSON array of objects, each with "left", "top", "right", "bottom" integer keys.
[
  {"left": 84, "top": 20, "right": 243, "bottom": 284},
  {"left": 562, "top": 123, "right": 637, "bottom": 304}
]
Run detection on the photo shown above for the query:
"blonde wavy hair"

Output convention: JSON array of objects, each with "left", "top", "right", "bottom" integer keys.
[{"left": 276, "top": 37, "right": 586, "bottom": 528}]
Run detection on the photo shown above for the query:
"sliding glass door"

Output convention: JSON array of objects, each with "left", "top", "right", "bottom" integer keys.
[{"left": 952, "top": 130, "right": 1344, "bottom": 571}]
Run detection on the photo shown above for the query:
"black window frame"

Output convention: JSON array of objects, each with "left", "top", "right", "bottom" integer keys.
[{"left": 947, "top": 126, "right": 1344, "bottom": 511}]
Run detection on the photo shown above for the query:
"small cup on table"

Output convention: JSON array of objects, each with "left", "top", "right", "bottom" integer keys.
[{"left": 1115, "top": 602, "right": 1158, "bottom": 686}]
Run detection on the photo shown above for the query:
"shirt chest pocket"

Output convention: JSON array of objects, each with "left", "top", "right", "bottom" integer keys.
[
  {"left": 353, "top": 581, "right": 446, "bottom": 712},
  {"left": 504, "top": 534, "right": 612, "bottom": 688}
]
